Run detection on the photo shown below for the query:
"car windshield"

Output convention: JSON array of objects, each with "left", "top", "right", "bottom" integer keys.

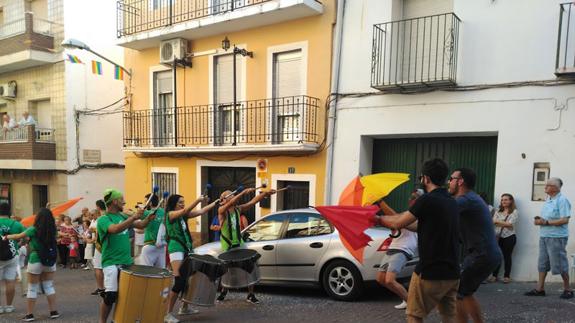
[
  {"left": 285, "top": 213, "right": 332, "bottom": 238},
  {"left": 244, "top": 214, "right": 285, "bottom": 241}
]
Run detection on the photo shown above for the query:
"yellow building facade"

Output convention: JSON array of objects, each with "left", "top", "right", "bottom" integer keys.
[{"left": 120, "top": 0, "right": 335, "bottom": 242}]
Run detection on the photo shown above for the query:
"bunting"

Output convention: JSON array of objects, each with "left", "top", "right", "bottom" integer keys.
[
  {"left": 114, "top": 65, "right": 124, "bottom": 80},
  {"left": 66, "top": 54, "right": 82, "bottom": 64},
  {"left": 91, "top": 60, "right": 103, "bottom": 75}
]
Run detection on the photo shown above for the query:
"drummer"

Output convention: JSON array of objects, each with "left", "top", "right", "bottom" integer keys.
[
  {"left": 216, "top": 187, "right": 276, "bottom": 304},
  {"left": 164, "top": 194, "right": 218, "bottom": 323},
  {"left": 97, "top": 189, "right": 156, "bottom": 323},
  {"left": 140, "top": 193, "right": 166, "bottom": 268}
]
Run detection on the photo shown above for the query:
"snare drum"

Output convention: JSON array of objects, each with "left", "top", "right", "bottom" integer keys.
[
  {"left": 114, "top": 265, "right": 172, "bottom": 323},
  {"left": 218, "top": 248, "right": 261, "bottom": 288},
  {"left": 179, "top": 254, "right": 227, "bottom": 306}
]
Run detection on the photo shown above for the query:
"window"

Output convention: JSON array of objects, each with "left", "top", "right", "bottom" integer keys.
[
  {"left": 244, "top": 214, "right": 286, "bottom": 242},
  {"left": 152, "top": 172, "right": 177, "bottom": 196},
  {"left": 213, "top": 54, "right": 243, "bottom": 145},
  {"left": 152, "top": 70, "right": 174, "bottom": 146},
  {"left": 0, "top": 183, "right": 10, "bottom": 205},
  {"left": 272, "top": 49, "right": 303, "bottom": 142},
  {"left": 285, "top": 213, "right": 332, "bottom": 239},
  {"left": 32, "top": 185, "right": 48, "bottom": 213}
]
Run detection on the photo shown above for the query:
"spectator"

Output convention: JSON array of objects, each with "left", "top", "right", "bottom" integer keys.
[
  {"left": 17, "top": 112, "right": 36, "bottom": 128},
  {"left": 525, "top": 177, "right": 572, "bottom": 299},
  {"left": 210, "top": 216, "right": 221, "bottom": 241},
  {"left": 448, "top": 168, "right": 501, "bottom": 323},
  {"left": 68, "top": 236, "right": 80, "bottom": 269},
  {"left": 376, "top": 158, "right": 461, "bottom": 323},
  {"left": 82, "top": 220, "right": 94, "bottom": 271},
  {"left": 90, "top": 201, "right": 105, "bottom": 296},
  {"left": 490, "top": 193, "right": 518, "bottom": 283},
  {"left": 2, "top": 114, "right": 15, "bottom": 130},
  {"left": 58, "top": 216, "right": 77, "bottom": 268},
  {"left": 375, "top": 190, "right": 422, "bottom": 310}
]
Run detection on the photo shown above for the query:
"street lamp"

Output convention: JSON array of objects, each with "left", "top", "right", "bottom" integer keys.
[
  {"left": 61, "top": 38, "right": 132, "bottom": 77},
  {"left": 222, "top": 36, "right": 253, "bottom": 145}
]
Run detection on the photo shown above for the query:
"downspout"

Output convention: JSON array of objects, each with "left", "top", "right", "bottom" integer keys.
[{"left": 324, "top": 0, "right": 346, "bottom": 205}]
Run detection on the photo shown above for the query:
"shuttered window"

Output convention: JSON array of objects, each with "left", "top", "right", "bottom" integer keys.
[
  {"left": 273, "top": 50, "right": 303, "bottom": 98},
  {"left": 152, "top": 172, "right": 177, "bottom": 196},
  {"left": 214, "top": 54, "right": 240, "bottom": 104}
]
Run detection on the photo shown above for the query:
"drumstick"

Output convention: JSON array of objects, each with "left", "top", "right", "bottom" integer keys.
[
  {"left": 142, "top": 185, "right": 160, "bottom": 209},
  {"left": 260, "top": 185, "right": 290, "bottom": 194},
  {"left": 203, "top": 183, "right": 212, "bottom": 198},
  {"left": 222, "top": 185, "right": 244, "bottom": 200},
  {"left": 150, "top": 191, "right": 170, "bottom": 215}
]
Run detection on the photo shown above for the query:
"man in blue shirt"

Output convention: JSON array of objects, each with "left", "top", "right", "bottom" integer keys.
[{"left": 525, "top": 177, "right": 572, "bottom": 299}]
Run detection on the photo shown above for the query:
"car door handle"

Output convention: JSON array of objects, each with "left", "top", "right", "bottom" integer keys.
[
  {"left": 309, "top": 242, "right": 323, "bottom": 248},
  {"left": 262, "top": 245, "right": 274, "bottom": 251}
]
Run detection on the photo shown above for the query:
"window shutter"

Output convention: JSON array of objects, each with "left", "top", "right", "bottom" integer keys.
[{"left": 273, "top": 50, "right": 302, "bottom": 98}]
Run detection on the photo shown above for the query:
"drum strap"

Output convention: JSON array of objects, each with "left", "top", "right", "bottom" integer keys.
[
  {"left": 223, "top": 208, "right": 242, "bottom": 249},
  {"left": 165, "top": 213, "right": 192, "bottom": 253}
]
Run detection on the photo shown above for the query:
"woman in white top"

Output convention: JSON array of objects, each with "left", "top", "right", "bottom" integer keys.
[{"left": 490, "top": 193, "right": 518, "bottom": 283}]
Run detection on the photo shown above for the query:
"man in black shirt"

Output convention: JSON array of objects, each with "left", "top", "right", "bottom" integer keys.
[
  {"left": 448, "top": 168, "right": 501, "bottom": 323},
  {"left": 376, "top": 158, "right": 460, "bottom": 323}
]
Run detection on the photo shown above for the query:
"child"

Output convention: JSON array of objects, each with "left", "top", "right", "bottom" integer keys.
[{"left": 68, "top": 236, "right": 80, "bottom": 269}]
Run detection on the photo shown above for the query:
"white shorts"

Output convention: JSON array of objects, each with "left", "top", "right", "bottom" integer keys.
[
  {"left": 84, "top": 244, "right": 94, "bottom": 260},
  {"left": 169, "top": 252, "right": 184, "bottom": 263},
  {"left": 141, "top": 245, "right": 166, "bottom": 268},
  {"left": 27, "top": 262, "right": 57, "bottom": 275},
  {"left": 93, "top": 249, "right": 102, "bottom": 269},
  {"left": 0, "top": 257, "right": 19, "bottom": 280},
  {"left": 103, "top": 265, "right": 121, "bottom": 292}
]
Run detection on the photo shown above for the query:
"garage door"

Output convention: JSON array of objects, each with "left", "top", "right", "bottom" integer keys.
[{"left": 372, "top": 137, "right": 497, "bottom": 211}]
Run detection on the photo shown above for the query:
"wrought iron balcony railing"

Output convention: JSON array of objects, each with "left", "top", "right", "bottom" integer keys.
[
  {"left": 556, "top": 2, "right": 575, "bottom": 76},
  {"left": 371, "top": 13, "right": 460, "bottom": 92},
  {"left": 0, "top": 126, "right": 55, "bottom": 143},
  {"left": 117, "top": 0, "right": 275, "bottom": 37},
  {"left": 123, "top": 95, "right": 320, "bottom": 150}
]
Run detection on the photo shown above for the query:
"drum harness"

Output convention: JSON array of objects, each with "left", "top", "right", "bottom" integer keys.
[
  {"left": 221, "top": 207, "right": 242, "bottom": 250},
  {"left": 164, "top": 212, "right": 192, "bottom": 254}
]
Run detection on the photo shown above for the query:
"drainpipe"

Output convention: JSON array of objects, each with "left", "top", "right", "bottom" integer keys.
[{"left": 324, "top": 0, "right": 346, "bottom": 205}]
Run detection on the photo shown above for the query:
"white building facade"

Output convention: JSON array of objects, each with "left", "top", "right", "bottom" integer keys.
[{"left": 328, "top": 0, "right": 575, "bottom": 282}]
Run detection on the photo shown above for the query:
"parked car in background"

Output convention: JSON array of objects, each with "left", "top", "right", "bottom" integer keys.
[{"left": 195, "top": 208, "right": 417, "bottom": 301}]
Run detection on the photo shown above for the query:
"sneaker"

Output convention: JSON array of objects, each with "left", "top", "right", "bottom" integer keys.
[
  {"left": 5, "top": 305, "right": 15, "bottom": 313},
  {"left": 22, "top": 314, "right": 35, "bottom": 322},
  {"left": 50, "top": 311, "right": 60, "bottom": 319},
  {"left": 524, "top": 289, "right": 546, "bottom": 296},
  {"left": 503, "top": 277, "right": 511, "bottom": 284},
  {"left": 487, "top": 276, "right": 497, "bottom": 283},
  {"left": 164, "top": 313, "right": 179, "bottom": 323},
  {"left": 177, "top": 306, "right": 199, "bottom": 315},
  {"left": 560, "top": 290, "right": 574, "bottom": 299},
  {"left": 246, "top": 294, "right": 260, "bottom": 304},
  {"left": 394, "top": 300, "right": 407, "bottom": 310},
  {"left": 216, "top": 290, "right": 227, "bottom": 302}
]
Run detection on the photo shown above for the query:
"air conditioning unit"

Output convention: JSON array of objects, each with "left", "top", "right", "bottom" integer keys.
[
  {"left": 160, "top": 38, "right": 188, "bottom": 64},
  {"left": 0, "top": 81, "right": 16, "bottom": 98}
]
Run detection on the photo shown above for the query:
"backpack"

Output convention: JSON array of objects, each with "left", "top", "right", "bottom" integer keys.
[
  {"left": 37, "top": 239, "right": 58, "bottom": 267},
  {"left": 0, "top": 222, "right": 17, "bottom": 261}
]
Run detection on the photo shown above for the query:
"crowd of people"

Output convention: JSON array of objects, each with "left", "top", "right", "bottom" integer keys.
[
  {"left": 0, "top": 157, "right": 571, "bottom": 323},
  {"left": 2, "top": 112, "right": 37, "bottom": 137}
]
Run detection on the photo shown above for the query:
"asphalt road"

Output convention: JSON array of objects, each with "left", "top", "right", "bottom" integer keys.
[{"left": 1, "top": 268, "right": 575, "bottom": 322}]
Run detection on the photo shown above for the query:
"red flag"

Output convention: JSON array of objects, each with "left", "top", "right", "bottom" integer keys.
[{"left": 315, "top": 205, "right": 379, "bottom": 261}]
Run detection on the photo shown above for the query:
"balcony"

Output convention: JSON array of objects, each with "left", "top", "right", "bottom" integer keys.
[
  {"left": 556, "top": 3, "right": 575, "bottom": 76},
  {"left": 0, "top": 12, "right": 60, "bottom": 73},
  {"left": 116, "top": 0, "right": 323, "bottom": 50},
  {"left": 0, "top": 126, "right": 57, "bottom": 170},
  {"left": 371, "top": 13, "right": 461, "bottom": 93},
  {"left": 123, "top": 95, "right": 321, "bottom": 154}
]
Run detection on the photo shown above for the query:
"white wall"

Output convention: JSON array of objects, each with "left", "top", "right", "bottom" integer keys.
[
  {"left": 333, "top": 0, "right": 575, "bottom": 281},
  {"left": 63, "top": 0, "right": 125, "bottom": 215}
]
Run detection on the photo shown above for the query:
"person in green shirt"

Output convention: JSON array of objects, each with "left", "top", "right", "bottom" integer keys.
[
  {"left": 216, "top": 187, "right": 276, "bottom": 304},
  {"left": 0, "top": 202, "right": 25, "bottom": 315},
  {"left": 4, "top": 208, "right": 60, "bottom": 321},
  {"left": 97, "top": 189, "right": 156, "bottom": 323},
  {"left": 140, "top": 193, "right": 166, "bottom": 268},
  {"left": 164, "top": 193, "right": 218, "bottom": 323}
]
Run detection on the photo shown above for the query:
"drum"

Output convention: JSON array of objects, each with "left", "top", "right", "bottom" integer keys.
[
  {"left": 179, "top": 254, "right": 227, "bottom": 306},
  {"left": 218, "top": 248, "right": 261, "bottom": 288},
  {"left": 113, "top": 265, "right": 172, "bottom": 323}
]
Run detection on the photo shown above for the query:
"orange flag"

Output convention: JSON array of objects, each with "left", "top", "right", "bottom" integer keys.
[{"left": 21, "top": 197, "right": 83, "bottom": 227}]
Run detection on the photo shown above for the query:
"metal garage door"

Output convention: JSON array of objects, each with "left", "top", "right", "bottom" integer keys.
[{"left": 372, "top": 137, "right": 498, "bottom": 211}]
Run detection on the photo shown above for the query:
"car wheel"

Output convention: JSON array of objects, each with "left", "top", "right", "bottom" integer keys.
[{"left": 321, "top": 260, "right": 363, "bottom": 301}]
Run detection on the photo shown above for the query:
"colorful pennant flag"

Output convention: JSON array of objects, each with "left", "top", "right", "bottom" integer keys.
[
  {"left": 66, "top": 54, "right": 82, "bottom": 64},
  {"left": 114, "top": 65, "right": 124, "bottom": 80},
  {"left": 91, "top": 60, "right": 103, "bottom": 75}
]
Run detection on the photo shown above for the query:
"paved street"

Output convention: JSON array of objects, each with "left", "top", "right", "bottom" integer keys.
[{"left": 1, "top": 269, "right": 575, "bottom": 323}]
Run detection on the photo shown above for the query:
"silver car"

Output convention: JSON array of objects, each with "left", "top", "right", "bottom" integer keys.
[{"left": 194, "top": 208, "right": 417, "bottom": 301}]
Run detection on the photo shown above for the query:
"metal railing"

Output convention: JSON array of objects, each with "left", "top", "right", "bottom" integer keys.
[
  {"left": 123, "top": 95, "right": 320, "bottom": 148},
  {"left": 371, "top": 12, "right": 460, "bottom": 91},
  {"left": 556, "top": 3, "right": 575, "bottom": 75},
  {"left": 0, "top": 19, "right": 26, "bottom": 40},
  {"left": 117, "top": 0, "right": 273, "bottom": 37},
  {"left": 33, "top": 17, "right": 56, "bottom": 36},
  {"left": 0, "top": 126, "right": 55, "bottom": 143}
]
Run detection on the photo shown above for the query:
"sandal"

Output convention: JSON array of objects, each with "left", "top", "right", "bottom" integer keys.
[{"left": 524, "top": 289, "right": 545, "bottom": 296}]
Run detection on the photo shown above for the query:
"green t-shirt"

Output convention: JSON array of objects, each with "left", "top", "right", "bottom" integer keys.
[
  {"left": 165, "top": 212, "right": 193, "bottom": 254},
  {"left": 220, "top": 207, "right": 243, "bottom": 251},
  {"left": 97, "top": 213, "right": 133, "bottom": 268},
  {"left": 143, "top": 208, "right": 165, "bottom": 245},
  {"left": 0, "top": 217, "right": 25, "bottom": 257},
  {"left": 24, "top": 226, "right": 41, "bottom": 264}
]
